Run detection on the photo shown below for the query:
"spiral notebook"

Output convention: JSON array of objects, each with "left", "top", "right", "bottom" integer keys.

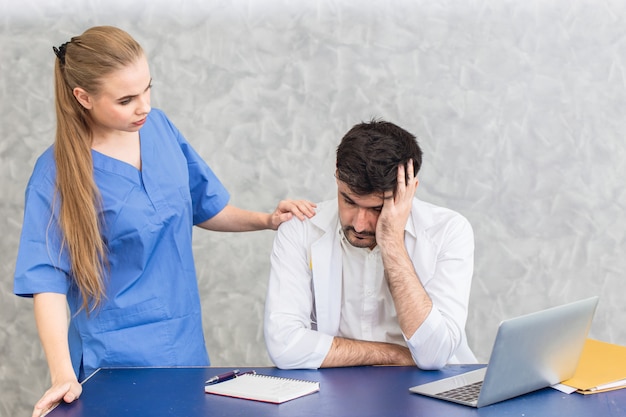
[{"left": 205, "top": 372, "right": 320, "bottom": 404}]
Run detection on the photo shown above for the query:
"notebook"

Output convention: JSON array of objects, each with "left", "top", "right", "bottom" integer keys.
[
  {"left": 205, "top": 372, "right": 320, "bottom": 404},
  {"left": 409, "top": 296, "right": 599, "bottom": 408}
]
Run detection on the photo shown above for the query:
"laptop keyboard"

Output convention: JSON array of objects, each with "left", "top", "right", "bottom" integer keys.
[{"left": 437, "top": 381, "right": 483, "bottom": 403}]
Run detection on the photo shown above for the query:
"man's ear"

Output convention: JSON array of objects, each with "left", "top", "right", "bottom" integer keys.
[{"left": 73, "top": 87, "right": 93, "bottom": 109}]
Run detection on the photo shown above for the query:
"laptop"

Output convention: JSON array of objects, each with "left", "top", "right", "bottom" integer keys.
[{"left": 409, "top": 296, "right": 599, "bottom": 408}]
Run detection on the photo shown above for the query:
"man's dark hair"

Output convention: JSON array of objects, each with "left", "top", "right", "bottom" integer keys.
[{"left": 336, "top": 119, "right": 423, "bottom": 196}]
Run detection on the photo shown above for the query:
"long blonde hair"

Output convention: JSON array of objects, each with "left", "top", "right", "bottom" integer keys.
[{"left": 53, "top": 26, "right": 143, "bottom": 312}]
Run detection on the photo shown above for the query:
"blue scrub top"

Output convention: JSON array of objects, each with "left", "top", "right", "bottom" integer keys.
[{"left": 14, "top": 109, "right": 230, "bottom": 378}]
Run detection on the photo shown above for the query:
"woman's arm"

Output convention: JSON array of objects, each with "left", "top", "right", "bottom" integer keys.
[
  {"left": 197, "top": 200, "right": 316, "bottom": 232},
  {"left": 31, "top": 293, "right": 81, "bottom": 417}
]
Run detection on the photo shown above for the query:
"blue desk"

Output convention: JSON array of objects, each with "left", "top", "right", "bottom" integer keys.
[{"left": 47, "top": 365, "right": 626, "bottom": 416}]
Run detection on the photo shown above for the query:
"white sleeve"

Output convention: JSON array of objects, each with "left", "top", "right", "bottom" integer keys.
[
  {"left": 264, "top": 218, "right": 333, "bottom": 369},
  {"left": 405, "top": 213, "right": 476, "bottom": 369}
]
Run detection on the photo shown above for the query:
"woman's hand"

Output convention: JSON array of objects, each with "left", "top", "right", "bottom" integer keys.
[
  {"left": 32, "top": 377, "right": 82, "bottom": 417},
  {"left": 269, "top": 199, "right": 317, "bottom": 229}
]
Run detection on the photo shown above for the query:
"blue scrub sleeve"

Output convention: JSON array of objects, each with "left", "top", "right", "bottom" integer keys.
[
  {"left": 14, "top": 169, "right": 71, "bottom": 297},
  {"left": 154, "top": 112, "right": 230, "bottom": 224}
]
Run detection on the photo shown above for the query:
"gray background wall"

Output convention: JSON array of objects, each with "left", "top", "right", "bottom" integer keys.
[{"left": 2, "top": 0, "right": 626, "bottom": 415}]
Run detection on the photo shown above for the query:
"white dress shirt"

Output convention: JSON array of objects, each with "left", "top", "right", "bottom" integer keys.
[
  {"left": 338, "top": 229, "right": 406, "bottom": 347},
  {"left": 264, "top": 198, "right": 477, "bottom": 370}
]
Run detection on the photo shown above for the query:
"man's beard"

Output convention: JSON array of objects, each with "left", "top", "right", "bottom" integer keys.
[{"left": 342, "top": 226, "right": 376, "bottom": 249}]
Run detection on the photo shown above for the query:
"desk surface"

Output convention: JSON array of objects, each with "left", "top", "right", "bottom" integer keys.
[{"left": 47, "top": 365, "right": 626, "bottom": 417}]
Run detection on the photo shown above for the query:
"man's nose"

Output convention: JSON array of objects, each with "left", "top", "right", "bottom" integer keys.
[{"left": 353, "top": 208, "right": 370, "bottom": 232}]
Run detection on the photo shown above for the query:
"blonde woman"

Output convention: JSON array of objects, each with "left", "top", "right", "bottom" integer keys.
[{"left": 13, "top": 26, "right": 315, "bottom": 417}]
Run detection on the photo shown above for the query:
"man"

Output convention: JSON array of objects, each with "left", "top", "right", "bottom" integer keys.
[{"left": 264, "top": 119, "right": 476, "bottom": 370}]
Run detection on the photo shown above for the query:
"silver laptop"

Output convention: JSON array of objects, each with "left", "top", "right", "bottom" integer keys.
[{"left": 409, "top": 296, "right": 598, "bottom": 408}]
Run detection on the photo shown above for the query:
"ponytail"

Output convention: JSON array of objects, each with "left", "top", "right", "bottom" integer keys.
[{"left": 52, "top": 26, "right": 143, "bottom": 312}]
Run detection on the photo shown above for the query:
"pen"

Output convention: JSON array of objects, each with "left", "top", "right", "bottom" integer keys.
[{"left": 205, "top": 369, "right": 256, "bottom": 385}]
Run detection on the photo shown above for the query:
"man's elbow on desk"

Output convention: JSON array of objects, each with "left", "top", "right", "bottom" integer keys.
[
  {"left": 405, "top": 309, "right": 469, "bottom": 370},
  {"left": 412, "top": 355, "right": 448, "bottom": 371},
  {"left": 265, "top": 329, "right": 333, "bottom": 370},
  {"left": 268, "top": 349, "right": 325, "bottom": 370},
  {"left": 408, "top": 336, "right": 462, "bottom": 371},
  {"left": 407, "top": 334, "right": 451, "bottom": 370}
]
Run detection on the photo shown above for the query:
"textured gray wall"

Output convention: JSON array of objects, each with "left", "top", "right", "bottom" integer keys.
[{"left": 2, "top": 0, "right": 626, "bottom": 415}]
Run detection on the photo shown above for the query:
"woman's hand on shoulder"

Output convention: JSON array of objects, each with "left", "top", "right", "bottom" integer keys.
[
  {"left": 32, "top": 377, "right": 82, "bottom": 417},
  {"left": 269, "top": 199, "right": 317, "bottom": 229}
]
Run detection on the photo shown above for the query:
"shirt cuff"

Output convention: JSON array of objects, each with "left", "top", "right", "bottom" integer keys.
[{"left": 405, "top": 306, "right": 442, "bottom": 346}]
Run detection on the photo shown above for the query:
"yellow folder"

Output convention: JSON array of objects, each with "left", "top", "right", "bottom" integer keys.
[{"left": 562, "top": 338, "right": 626, "bottom": 394}]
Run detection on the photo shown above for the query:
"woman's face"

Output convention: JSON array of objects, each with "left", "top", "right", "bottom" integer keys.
[{"left": 75, "top": 54, "right": 152, "bottom": 138}]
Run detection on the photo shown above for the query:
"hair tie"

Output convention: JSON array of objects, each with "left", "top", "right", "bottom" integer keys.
[{"left": 52, "top": 41, "right": 69, "bottom": 64}]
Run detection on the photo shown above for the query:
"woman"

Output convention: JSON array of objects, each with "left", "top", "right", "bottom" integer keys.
[{"left": 13, "top": 26, "right": 315, "bottom": 417}]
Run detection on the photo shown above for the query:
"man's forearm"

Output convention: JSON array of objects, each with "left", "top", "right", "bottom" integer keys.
[
  {"left": 320, "top": 336, "right": 415, "bottom": 368},
  {"left": 380, "top": 239, "right": 432, "bottom": 339}
]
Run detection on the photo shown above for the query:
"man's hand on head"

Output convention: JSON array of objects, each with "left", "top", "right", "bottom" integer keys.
[{"left": 376, "top": 160, "right": 419, "bottom": 248}]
